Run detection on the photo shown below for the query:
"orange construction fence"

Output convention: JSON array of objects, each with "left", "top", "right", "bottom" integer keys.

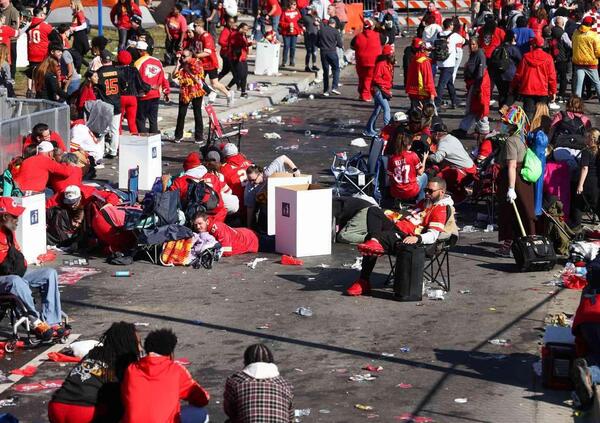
[{"left": 345, "top": 3, "right": 364, "bottom": 33}]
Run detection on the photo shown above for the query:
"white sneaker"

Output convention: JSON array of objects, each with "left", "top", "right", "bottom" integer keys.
[
  {"left": 549, "top": 102, "right": 561, "bottom": 111},
  {"left": 323, "top": 92, "right": 330, "bottom": 97},
  {"left": 227, "top": 91, "right": 235, "bottom": 107},
  {"left": 208, "top": 91, "right": 217, "bottom": 104},
  {"left": 331, "top": 89, "right": 341, "bottom": 95},
  {"left": 489, "top": 99, "right": 497, "bottom": 106}
]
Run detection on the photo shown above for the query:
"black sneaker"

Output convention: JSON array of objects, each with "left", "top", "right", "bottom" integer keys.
[
  {"left": 241, "top": 92, "right": 248, "bottom": 98},
  {"left": 26, "top": 89, "right": 34, "bottom": 98},
  {"left": 104, "top": 153, "right": 117, "bottom": 159},
  {"left": 311, "top": 66, "right": 320, "bottom": 72},
  {"left": 305, "top": 66, "right": 312, "bottom": 72},
  {"left": 290, "top": 62, "right": 295, "bottom": 67},
  {"left": 571, "top": 358, "right": 594, "bottom": 407}
]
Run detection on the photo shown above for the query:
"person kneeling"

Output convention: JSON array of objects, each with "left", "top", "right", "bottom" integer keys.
[
  {"left": 0, "top": 198, "right": 65, "bottom": 341},
  {"left": 346, "top": 177, "right": 454, "bottom": 297}
]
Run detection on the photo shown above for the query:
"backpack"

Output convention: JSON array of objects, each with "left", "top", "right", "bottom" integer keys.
[
  {"left": 0, "top": 168, "right": 21, "bottom": 197},
  {"left": 142, "top": 190, "right": 181, "bottom": 227},
  {"left": 433, "top": 35, "right": 450, "bottom": 62},
  {"left": 551, "top": 111, "right": 586, "bottom": 149},
  {"left": 184, "top": 179, "right": 220, "bottom": 223},
  {"left": 489, "top": 45, "right": 511, "bottom": 73}
]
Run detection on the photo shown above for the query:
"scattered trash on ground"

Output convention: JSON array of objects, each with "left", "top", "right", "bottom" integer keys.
[
  {"left": 458, "top": 289, "right": 471, "bottom": 294},
  {"left": 343, "top": 257, "right": 363, "bottom": 270},
  {"left": 546, "top": 313, "right": 570, "bottom": 327},
  {"left": 488, "top": 339, "right": 511, "bottom": 347},
  {"left": 257, "top": 323, "right": 271, "bottom": 330},
  {"left": 275, "top": 144, "right": 299, "bottom": 151},
  {"left": 399, "top": 346, "right": 411, "bottom": 353},
  {"left": 349, "top": 373, "right": 378, "bottom": 382},
  {"left": 397, "top": 383, "right": 413, "bottom": 389},
  {"left": 11, "top": 365, "right": 38, "bottom": 377},
  {"left": 460, "top": 225, "right": 478, "bottom": 233},
  {"left": 0, "top": 397, "right": 17, "bottom": 407},
  {"left": 318, "top": 264, "right": 330, "bottom": 268},
  {"left": 58, "top": 267, "right": 101, "bottom": 285},
  {"left": 350, "top": 138, "right": 368, "bottom": 147},
  {"left": 395, "top": 413, "right": 435, "bottom": 422},
  {"left": 267, "top": 116, "right": 283, "bottom": 124},
  {"left": 381, "top": 352, "right": 395, "bottom": 357},
  {"left": 294, "top": 408, "right": 311, "bottom": 417},
  {"left": 70, "top": 340, "right": 100, "bottom": 358},
  {"left": 295, "top": 307, "right": 313, "bottom": 317},
  {"left": 454, "top": 398, "right": 468, "bottom": 403},
  {"left": 362, "top": 364, "right": 383, "bottom": 372},
  {"left": 355, "top": 404, "right": 374, "bottom": 411},
  {"left": 13, "top": 379, "right": 63, "bottom": 392},
  {"left": 427, "top": 289, "right": 445, "bottom": 300},
  {"left": 263, "top": 132, "right": 282, "bottom": 139},
  {"left": 246, "top": 258, "right": 268, "bottom": 269},
  {"left": 62, "top": 258, "right": 88, "bottom": 266},
  {"left": 319, "top": 409, "right": 331, "bottom": 414},
  {"left": 47, "top": 352, "right": 80, "bottom": 363}
]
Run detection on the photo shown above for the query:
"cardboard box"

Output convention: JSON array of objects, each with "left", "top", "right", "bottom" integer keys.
[
  {"left": 12, "top": 193, "right": 46, "bottom": 263},
  {"left": 275, "top": 184, "right": 332, "bottom": 257},
  {"left": 267, "top": 173, "right": 312, "bottom": 236},
  {"left": 254, "top": 42, "right": 280, "bottom": 76},
  {"left": 118, "top": 134, "right": 162, "bottom": 191}
]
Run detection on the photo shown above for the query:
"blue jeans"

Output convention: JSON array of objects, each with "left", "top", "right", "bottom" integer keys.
[
  {"left": 180, "top": 406, "right": 208, "bottom": 423},
  {"left": 365, "top": 88, "right": 391, "bottom": 136},
  {"left": 574, "top": 66, "right": 600, "bottom": 98},
  {"left": 0, "top": 268, "right": 62, "bottom": 325},
  {"left": 282, "top": 36, "right": 297, "bottom": 65},
  {"left": 416, "top": 173, "right": 428, "bottom": 201},
  {"left": 321, "top": 51, "right": 340, "bottom": 93},
  {"left": 255, "top": 15, "right": 280, "bottom": 41},
  {"left": 436, "top": 66, "right": 457, "bottom": 107}
]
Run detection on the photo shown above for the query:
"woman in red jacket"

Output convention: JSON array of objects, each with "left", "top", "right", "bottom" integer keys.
[
  {"left": 279, "top": 0, "right": 303, "bottom": 67},
  {"left": 230, "top": 23, "right": 253, "bottom": 98},
  {"left": 110, "top": 0, "right": 141, "bottom": 51},
  {"left": 364, "top": 44, "right": 394, "bottom": 137},
  {"left": 351, "top": 19, "right": 383, "bottom": 102},
  {"left": 527, "top": 7, "right": 548, "bottom": 41}
]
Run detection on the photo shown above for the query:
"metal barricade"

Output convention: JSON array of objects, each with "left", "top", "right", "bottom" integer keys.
[{"left": 0, "top": 93, "right": 70, "bottom": 172}]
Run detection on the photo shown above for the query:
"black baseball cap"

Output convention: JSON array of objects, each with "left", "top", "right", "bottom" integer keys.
[{"left": 100, "top": 50, "right": 113, "bottom": 62}]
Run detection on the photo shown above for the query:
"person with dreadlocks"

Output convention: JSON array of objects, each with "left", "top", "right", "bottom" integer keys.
[
  {"left": 224, "top": 343, "right": 294, "bottom": 422},
  {"left": 496, "top": 105, "right": 536, "bottom": 257},
  {"left": 48, "top": 321, "right": 140, "bottom": 423}
]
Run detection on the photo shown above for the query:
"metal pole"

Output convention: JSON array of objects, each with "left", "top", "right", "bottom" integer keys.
[{"left": 98, "top": 0, "right": 103, "bottom": 37}]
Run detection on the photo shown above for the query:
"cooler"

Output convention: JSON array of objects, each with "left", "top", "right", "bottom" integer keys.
[
  {"left": 275, "top": 184, "right": 332, "bottom": 257},
  {"left": 267, "top": 173, "right": 311, "bottom": 236},
  {"left": 542, "top": 325, "right": 576, "bottom": 390},
  {"left": 12, "top": 193, "right": 46, "bottom": 263},
  {"left": 119, "top": 134, "right": 162, "bottom": 191},
  {"left": 254, "top": 42, "right": 280, "bottom": 76}
]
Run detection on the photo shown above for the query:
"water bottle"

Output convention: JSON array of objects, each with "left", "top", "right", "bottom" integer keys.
[
  {"left": 113, "top": 271, "right": 133, "bottom": 277},
  {"left": 576, "top": 266, "right": 588, "bottom": 277}
]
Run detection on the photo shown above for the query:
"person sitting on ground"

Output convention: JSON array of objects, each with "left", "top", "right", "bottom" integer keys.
[
  {"left": 121, "top": 328, "right": 210, "bottom": 423},
  {"left": 192, "top": 212, "right": 258, "bottom": 256},
  {"left": 48, "top": 153, "right": 84, "bottom": 194},
  {"left": 224, "top": 343, "right": 294, "bottom": 422},
  {"left": 346, "top": 177, "right": 454, "bottom": 296},
  {"left": 245, "top": 155, "right": 301, "bottom": 230},
  {"left": 388, "top": 127, "right": 427, "bottom": 204},
  {"left": 12, "top": 141, "right": 72, "bottom": 193},
  {"left": 23, "top": 123, "right": 67, "bottom": 153},
  {"left": 204, "top": 151, "right": 239, "bottom": 216},
  {"left": 0, "top": 198, "right": 65, "bottom": 340},
  {"left": 220, "top": 143, "right": 252, "bottom": 216},
  {"left": 48, "top": 322, "right": 141, "bottom": 423},
  {"left": 428, "top": 121, "right": 477, "bottom": 203}
]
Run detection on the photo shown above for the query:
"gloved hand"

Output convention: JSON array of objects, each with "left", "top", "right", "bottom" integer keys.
[{"left": 507, "top": 187, "right": 517, "bottom": 203}]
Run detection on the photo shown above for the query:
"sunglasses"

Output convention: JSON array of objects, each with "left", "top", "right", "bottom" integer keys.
[{"left": 424, "top": 188, "right": 440, "bottom": 194}]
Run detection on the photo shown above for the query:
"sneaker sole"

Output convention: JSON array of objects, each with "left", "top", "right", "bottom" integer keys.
[{"left": 572, "top": 359, "right": 594, "bottom": 406}]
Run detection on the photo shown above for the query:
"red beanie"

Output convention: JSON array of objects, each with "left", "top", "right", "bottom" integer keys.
[
  {"left": 183, "top": 152, "right": 202, "bottom": 170},
  {"left": 382, "top": 44, "right": 394, "bottom": 56},
  {"left": 117, "top": 50, "right": 132, "bottom": 65}
]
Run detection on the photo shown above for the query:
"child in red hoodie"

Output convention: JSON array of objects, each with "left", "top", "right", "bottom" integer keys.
[{"left": 121, "top": 329, "right": 210, "bottom": 423}]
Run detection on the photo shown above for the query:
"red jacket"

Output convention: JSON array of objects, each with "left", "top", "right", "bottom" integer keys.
[
  {"left": 352, "top": 29, "right": 382, "bottom": 67},
  {"left": 405, "top": 52, "right": 436, "bottom": 99},
  {"left": 512, "top": 48, "right": 557, "bottom": 96},
  {"left": 477, "top": 27, "right": 505, "bottom": 58},
  {"left": 22, "top": 131, "right": 67, "bottom": 153},
  {"left": 121, "top": 354, "right": 210, "bottom": 423},
  {"left": 573, "top": 291, "right": 600, "bottom": 357},
  {"left": 27, "top": 17, "right": 55, "bottom": 63},
  {"left": 134, "top": 54, "right": 170, "bottom": 100},
  {"left": 110, "top": 1, "right": 141, "bottom": 30},
  {"left": 372, "top": 58, "right": 394, "bottom": 97},
  {"left": 218, "top": 27, "right": 234, "bottom": 57},
  {"left": 229, "top": 31, "right": 251, "bottom": 62},
  {"left": 279, "top": 9, "right": 303, "bottom": 36},
  {"left": 527, "top": 17, "right": 547, "bottom": 40},
  {"left": 0, "top": 229, "right": 24, "bottom": 267},
  {"left": 206, "top": 218, "right": 259, "bottom": 256},
  {"left": 197, "top": 31, "right": 219, "bottom": 71},
  {"left": 13, "top": 154, "right": 72, "bottom": 192},
  {"left": 165, "top": 13, "right": 187, "bottom": 39},
  {"left": 48, "top": 165, "right": 82, "bottom": 193}
]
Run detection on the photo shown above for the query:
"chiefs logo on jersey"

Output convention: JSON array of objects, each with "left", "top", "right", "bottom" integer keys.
[{"left": 143, "top": 64, "right": 162, "bottom": 78}]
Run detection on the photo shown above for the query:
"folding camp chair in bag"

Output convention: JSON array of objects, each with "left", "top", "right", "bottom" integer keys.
[{"left": 204, "top": 104, "right": 248, "bottom": 149}]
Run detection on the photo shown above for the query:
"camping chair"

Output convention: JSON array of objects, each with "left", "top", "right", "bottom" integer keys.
[
  {"left": 102, "top": 167, "right": 139, "bottom": 206},
  {"left": 331, "top": 137, "right": 385, "bottom": 202},
  {"left": 204, "top": 104, "right": 248, "bottom": 149},
  {"left": 385, "top": 205, "right": 458, "bottom": 292}
]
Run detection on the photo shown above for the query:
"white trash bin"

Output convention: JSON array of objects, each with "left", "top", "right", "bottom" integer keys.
[{"left": 118, "top": 134, "right": 162, "bottom": 191}]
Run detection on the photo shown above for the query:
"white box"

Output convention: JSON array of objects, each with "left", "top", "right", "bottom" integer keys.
[
  {"left": 267, "top": 173, "right": 312, "bottom": 236},
  {"left": 12, "top": 194, "right": 46, "bottom": 263},
  {"left": 254, "top": 42, "right": 280, "bottom": 76},
  {"left": 118, "top": 134, "right": 162, "bottom": 191},
  {"left": 275, "top": 184, "right": 332, "bottom": 257}
]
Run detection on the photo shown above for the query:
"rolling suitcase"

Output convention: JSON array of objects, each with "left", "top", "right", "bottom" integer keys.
[
  {"left": 510, "top": 201, "right": 557, "bottom": 272},
  {"left": 394, "top": 244, "right": 425, "bottom": 301}
]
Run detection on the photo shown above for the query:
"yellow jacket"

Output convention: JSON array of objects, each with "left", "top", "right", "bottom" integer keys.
[{"left": 573, "top": 25, "right": 600, "bottom": 67}]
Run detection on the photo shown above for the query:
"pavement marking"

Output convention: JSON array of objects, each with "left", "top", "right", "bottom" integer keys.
[{"left": 0, "top": 333, "right": 81, "bottom": 395}]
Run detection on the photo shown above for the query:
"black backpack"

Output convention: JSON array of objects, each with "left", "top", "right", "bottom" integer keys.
[
  {"left": 489, "top": 45, "right": 511, "bottom": 73},
  {"left": 433, "top": 35, "right": 450, "bottom": 62},
  {"left": 552, "top": 111, "right": 586, "bottom": 149},
  {"left": 184, "top": 179, "right": 220, "bottom": 223}
]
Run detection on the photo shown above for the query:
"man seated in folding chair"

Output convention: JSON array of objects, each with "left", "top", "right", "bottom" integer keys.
[
  {"left": 346, "top": 177, "right": 454, "bottom": 296},
  {"left": 0, "top": 198, "right": 66, "bottom": 341}
]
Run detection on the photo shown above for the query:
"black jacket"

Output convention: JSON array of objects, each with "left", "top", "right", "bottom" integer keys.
[
  {"left": 36, "top": 72, "right": 67, "bottom": 103},
  {"left": 317, "top": 25, "right": 343, "bottom": 53},
  {"left": 118, "top": 65, "right": 150, "bottom": 97}
]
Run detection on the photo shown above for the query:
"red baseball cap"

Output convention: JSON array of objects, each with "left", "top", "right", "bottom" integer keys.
[
  {"left": 183, "top": 152, "right": 202, "bottom": 171},
  {"left": 583, "top": 16, "right": 595, "bottom": 26},
  {"left": 0, "top": 198, "right": 25, "bottom": 218}
]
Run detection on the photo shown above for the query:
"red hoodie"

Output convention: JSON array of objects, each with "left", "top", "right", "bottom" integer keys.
[
  {"left": 121, "top": 354, "right": 210, "bottom": 423},
  {"left": 352, "top": 29, "right": 382, "bottom": 67},
  {"left": 512, "top": 48, "right": 557, "bottom": 96},
  {"left": 405, "top": 52, "right": 436, "bottom": 100},
  {"left": 372, "top": 58, "right": 394, "bottom": 97},
  {"left": 279, "top": 9, "right": 303, "bottom": 36},
  {"left": 218, "top": 27, "right": 234, "bottom": 57}
]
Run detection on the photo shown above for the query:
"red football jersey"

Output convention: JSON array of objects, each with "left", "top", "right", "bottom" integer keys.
[
  {"left": 198, "top": 32, "right": 218, "bottom": 71},
  {"left": 0, "top": 25, "right": 17, "bottom": 63},
  {"left": 388, "top": 151, "right": 421, "bottom": 200},
  {"left": 27, "top": 18, "right": 55, "bottom": 63},
  {"left": 208, "top": 220, "right": 258, "bottom": 256},
  {"left": 221, "top": 154, "right": 252, "bottom": 199}
]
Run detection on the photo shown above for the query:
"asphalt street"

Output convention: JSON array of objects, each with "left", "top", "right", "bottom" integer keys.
[{"left": 0, "top": 40, "right": 591, "bottom": 422}]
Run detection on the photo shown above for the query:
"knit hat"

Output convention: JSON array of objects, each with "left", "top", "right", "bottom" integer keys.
[
  {"left": 382, "top": 44, "right": 394, "bottom": 56},
  {"left": 206, "top": 150, "right": 221, "bottom": 162},
  {"left": 117, "top": 50, "right": 132, "bottom": 65},
  {"left": 222, "top": 143, "right": 238, "bottom": 157},
  {"left": 583, "top": 16, "right": 595, "bottom": 27},
  {"left": 183, "top": 152, "right": 202, "bottom": 170},
  {"left": 411, "top": 37, "right": 425, "bottom": 49}
]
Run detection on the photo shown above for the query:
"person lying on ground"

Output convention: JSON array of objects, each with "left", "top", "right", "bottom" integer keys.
[
  {"left": 0, "top": 198, "right": 66, "bottom": 341},
  {"left": 192, "top": 212, "right": 259, "bottom": 256}
]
